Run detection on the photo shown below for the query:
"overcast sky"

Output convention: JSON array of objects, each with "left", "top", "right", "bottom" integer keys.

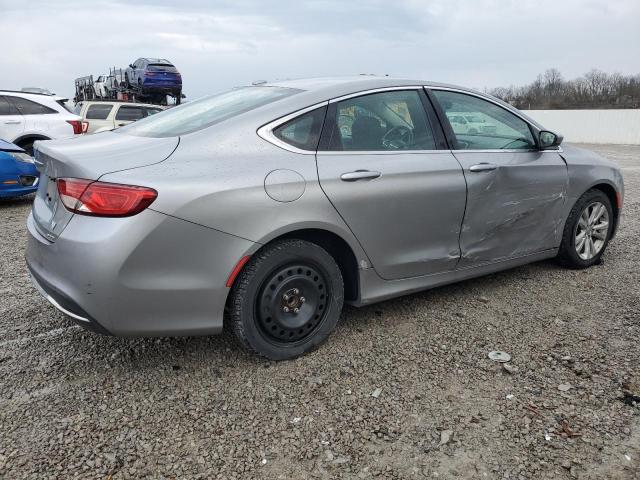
[{"left": 1, "top": 0, "right": 639, "bottom": 100}]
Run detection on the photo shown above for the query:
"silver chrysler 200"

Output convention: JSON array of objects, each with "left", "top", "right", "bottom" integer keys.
[{"left": 26, "top": 77, "right": 624, "bottom": 360}]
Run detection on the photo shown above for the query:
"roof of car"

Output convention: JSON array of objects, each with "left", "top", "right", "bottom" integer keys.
[
  {"left": 265, "top": 75, "right": 464, "bottom": 93},
  {"left": 0, "top": 89, "right": 55, "bottom": 97},
  {"left": 141, "top": 58, "right": 172, "bottom": 64}
]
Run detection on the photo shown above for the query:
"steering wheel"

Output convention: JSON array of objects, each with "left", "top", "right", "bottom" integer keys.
[{"left": 382, "top": 125, "right": 413, "bottom": 150}]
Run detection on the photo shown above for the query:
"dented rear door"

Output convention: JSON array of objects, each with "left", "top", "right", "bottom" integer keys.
[{"left": 453, "top": 150, "right": 567, "bottom": 267}]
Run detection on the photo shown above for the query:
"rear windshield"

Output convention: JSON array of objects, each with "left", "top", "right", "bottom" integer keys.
[
  {"left": 117, "top": 86, "right": 300, "bottom": 137},
  {"left": 147, "top": 64, "right": 178, "bottom": 73}
]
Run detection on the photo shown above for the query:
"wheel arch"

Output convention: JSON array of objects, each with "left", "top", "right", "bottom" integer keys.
[
  {"left": 239, "top": 227, "right": 362, "bottom": 304},
  {"left": 589, "top": 182, "right": 621, "bottom": 238},
  {"left": 14, "top": 133, "right": 51, "bottom": 147}
]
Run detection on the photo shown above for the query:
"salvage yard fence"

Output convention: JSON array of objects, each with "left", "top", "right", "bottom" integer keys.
[{"left": 524, "top": 109, "right": 640, "bottom": 145}]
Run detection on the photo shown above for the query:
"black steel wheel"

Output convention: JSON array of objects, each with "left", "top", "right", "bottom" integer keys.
[
  {"left": 228, "top": 239, "right": 344, "bottom": 360},
  {"left": 256, "top": 264, "right": 330, "bottom": 344}
]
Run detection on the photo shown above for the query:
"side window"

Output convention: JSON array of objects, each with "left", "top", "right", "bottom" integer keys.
[
  {"left": 0, "top": 96, "right": 20, "bottom": 115},
  {"left": 432, "top": 90, "right": 535, "bottom": 150},
  {"left": 325, "top": 90, "right": 436, "bottom": 151},
  {"left": 115, "top": 106, "right": 144, "bottom": 121},
  {"left": 85, "top": 104, "right": 113, "bottom": 120},
  {"left": 144, "top": 108, "right": 163, "bottom": 117},
  {"left": 7, "top": 97, "right": 56, "bottom": 115},
  {"left": 272, "top": 106, "right": 326, "bottom": 151}
]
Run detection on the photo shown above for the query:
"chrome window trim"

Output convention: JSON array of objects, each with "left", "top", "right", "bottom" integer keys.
[
  {"left": 257, "top": 101, "right": 329, "bottom": 155},
  {"left": 328, "top": 85, "right": 424, "bottom": 103},
  {"left": 317, "top": 150, "right": 450, "bottom": 156},
  {"left": 257, "top": 86, "right": 563, "bottom": 156},
  {"left": 450, "top": 148, "right": 563, "bottom": 154}
]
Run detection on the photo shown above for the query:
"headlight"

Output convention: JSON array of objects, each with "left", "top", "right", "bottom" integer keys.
[{"left": 9, "top": 152, "right": 35, "bottom": 164}]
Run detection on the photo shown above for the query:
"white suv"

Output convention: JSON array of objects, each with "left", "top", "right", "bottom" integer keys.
[
  {"left": 0, "top": 90, "right": 83, "bottom": 154},
  {"left": 73, "top": 101, "right": 163, "bottom": 134}
]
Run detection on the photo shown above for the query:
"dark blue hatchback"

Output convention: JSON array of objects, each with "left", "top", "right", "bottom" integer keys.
[{"left": 0, "top": 140, "right": 39, "bottom": 199}]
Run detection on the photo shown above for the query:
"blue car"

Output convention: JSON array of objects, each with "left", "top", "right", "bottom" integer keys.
[
  {"left": 0, "top": 140, "right": 39, "bottom": 199},
  {"left": 125, "top": 58, "right": 182, "bottom": 97}
]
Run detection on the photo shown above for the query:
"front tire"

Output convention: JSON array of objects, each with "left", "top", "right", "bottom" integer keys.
[
  {"left": 557, "top": 189, "right": 614, "bottom": 269},
  {"left": 228, "top": 239, "right": 344, "bottom": 360}
]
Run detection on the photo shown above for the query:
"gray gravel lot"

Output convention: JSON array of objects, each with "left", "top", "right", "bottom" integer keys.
[{"left": 1, "top": 144, "right": 639, "bottom": 479}]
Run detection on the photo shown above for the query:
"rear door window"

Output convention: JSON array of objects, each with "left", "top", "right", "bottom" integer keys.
[
  {"left": 323, "top": 90, "right": 437, "bottom": 151},
  {"left": 0, "top": 96, "right": 20, "bottom": 115},
  {"left": 86, "top": 104, "right": 114, "bottom": 120},
  {"left": 115, "top": 106, "right": 144, "bottom": 121},
  {"left": 7, "top": 97, "right": 56, "bottom": 115}
]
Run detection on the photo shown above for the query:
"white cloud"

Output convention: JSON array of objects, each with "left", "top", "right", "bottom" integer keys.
[{"left": 0, "top": 0, "right": 638, "bottom": 100}]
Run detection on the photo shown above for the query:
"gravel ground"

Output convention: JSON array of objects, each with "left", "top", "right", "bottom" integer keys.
[{"left": 0, "top": 144, "right": 638, "bottom": 479}]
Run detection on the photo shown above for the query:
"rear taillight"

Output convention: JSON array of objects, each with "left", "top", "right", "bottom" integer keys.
[
  {"left": 81, "top": 121, "right": 89, "bottom": 133},
  {"left": 66, "top": 120, "right": 83, "bottom": 135},
  {"left": 57, "top": 178, "right": 157, "bottom": 217}
]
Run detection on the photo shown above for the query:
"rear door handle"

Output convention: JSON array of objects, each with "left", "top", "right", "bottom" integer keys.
[
  {"left": 469, "top": 163, "right": 498, "bottom": 172},
  {"left": 4, "top": 120, "right": 21, "bottom": 125},
  {"left": 340, "top": 170, "right": 381, "bottom": 182}
]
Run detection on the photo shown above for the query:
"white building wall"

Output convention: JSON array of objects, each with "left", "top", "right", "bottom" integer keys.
[{"left": 523, "top": 110, "right": 640, "bottom": 145}]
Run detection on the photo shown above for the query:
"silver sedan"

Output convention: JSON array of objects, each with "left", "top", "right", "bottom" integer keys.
[{"left": 26, "top": 77, "right": 624, "bottom": 359}]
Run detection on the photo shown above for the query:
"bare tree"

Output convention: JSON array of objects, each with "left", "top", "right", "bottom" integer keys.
[{"left": 489, "top": 69, "right": 640, "bottom": 109}]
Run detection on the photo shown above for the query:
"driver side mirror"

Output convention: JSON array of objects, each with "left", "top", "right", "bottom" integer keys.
[
  {"left": 129, "top": 64, "right": 134, "bottom": 68},
  {"left": 539, "top": 130, "right": 563, "bottom": 149}
]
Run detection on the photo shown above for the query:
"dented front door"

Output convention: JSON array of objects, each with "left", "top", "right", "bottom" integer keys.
[{"left": 454, "top": 151, "right": 567, "bottom": 268}]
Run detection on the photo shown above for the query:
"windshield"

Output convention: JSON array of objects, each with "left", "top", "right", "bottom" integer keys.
[{"left": 117, "top": 86, "right": 300, "bottom": 138}]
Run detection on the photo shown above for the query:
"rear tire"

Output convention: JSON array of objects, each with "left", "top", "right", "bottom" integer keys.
[
  {"left": 557, "top": 189, "right": 614, "bottom": 269},
  {"left": 228, "top": 239, "right": 344, "bottom": 360}
]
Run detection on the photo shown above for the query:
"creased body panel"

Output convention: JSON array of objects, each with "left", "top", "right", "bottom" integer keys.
[{"left": 453, "top": 151, "right": 568, "bottom": 267}]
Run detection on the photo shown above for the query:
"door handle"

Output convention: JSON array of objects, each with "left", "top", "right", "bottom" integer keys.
[
  {"left": 469, "top": 163, "right": 498, "bottom": 172},
  {"left": 340, "top": 170, "right": 381, "bottom": 181},
  {"left": 4, "top": 120, "right": 21, "bottom": 125}
]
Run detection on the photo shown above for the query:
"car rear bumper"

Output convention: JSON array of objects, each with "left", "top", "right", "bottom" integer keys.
[
  {"left": 26, "top": 210, "right": 256, "bottom": 336},
  {"left": 142, "top": 79, "right": 182, "bottom": 91}
]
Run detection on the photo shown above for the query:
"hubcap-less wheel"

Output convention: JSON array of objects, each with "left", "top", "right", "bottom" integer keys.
[
  {"left": 574, "top": 201, "right": 609, "bottom": 260},
  {"left": 257, "top": 264, "right": 329, "bottom": 343}
]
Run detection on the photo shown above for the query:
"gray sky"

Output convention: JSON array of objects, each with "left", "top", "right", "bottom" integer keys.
[{"left": 1, "top": 0, "right": 639, "bottom": 100}]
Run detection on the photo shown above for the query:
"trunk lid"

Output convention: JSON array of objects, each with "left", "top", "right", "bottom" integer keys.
[{"left": 31, "top": 132, "right": 178, "bottom": 241}]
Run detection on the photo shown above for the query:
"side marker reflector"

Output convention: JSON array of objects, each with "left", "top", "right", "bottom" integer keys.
[{"left": 226, "top": 255, "right": 251, "bottom": 288}]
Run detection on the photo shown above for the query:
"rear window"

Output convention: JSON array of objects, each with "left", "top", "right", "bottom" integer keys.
[
  {"left": 86, "top": 104, "right": 113, "bottom": 120},
  {"left": 117, "top": 86, "right": 300, "bottom": 138},
  {"left": 147, "top": 64, "right": 178, "bottom": 73}
]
